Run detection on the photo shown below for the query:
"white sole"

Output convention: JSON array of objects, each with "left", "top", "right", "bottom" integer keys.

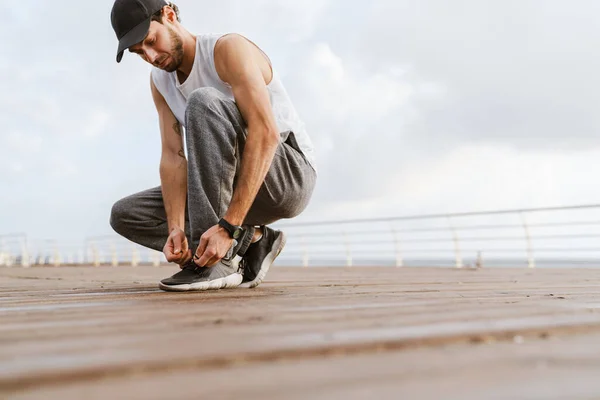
[
  {"left": 158, "top": 272, "right": 243, "bottom": 292},
  {"left": 239, "top": 231, "right": 287, "bottom": 289}
]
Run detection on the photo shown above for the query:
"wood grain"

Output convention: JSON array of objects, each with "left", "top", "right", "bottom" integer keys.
[{"left": 2, "top": 265, "right": 600, "bottom": 399}]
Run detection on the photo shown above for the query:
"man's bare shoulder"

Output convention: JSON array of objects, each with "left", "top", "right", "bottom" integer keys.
[
  {"left": 214, "top": 33, "right": 273, "bottom": 85},
  {"left": 214, "top": 33, "right": 247, "bottom": 51}
]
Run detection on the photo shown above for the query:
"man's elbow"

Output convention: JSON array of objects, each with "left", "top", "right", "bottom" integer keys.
[
  {"left": 253, "top": 126, "right": 280, "bottom": 148},
  {"left": 160, "top": 150, "right": 187, "bottom": 170},
  {"left": 266, "top": 129, "right": 280, "bottom": 146}
]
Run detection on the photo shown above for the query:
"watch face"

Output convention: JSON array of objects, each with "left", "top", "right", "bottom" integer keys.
[{"left": 233, "top": 229, "right": 242, "bottom": 240}]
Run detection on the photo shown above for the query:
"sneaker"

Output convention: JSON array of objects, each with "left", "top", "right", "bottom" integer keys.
[
  {"left": 159, "top": 241, "right": 243, "bottom": 292},
  {"left": 239, "top": 226, "right": 286, "bottom": 288}
]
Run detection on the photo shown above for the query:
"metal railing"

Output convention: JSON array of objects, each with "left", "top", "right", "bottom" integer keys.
[
  {"left": 273, "top": 204, "right": 600, "bottom": 268},
  {"left": 84, "top": 235, "right": 162, "bottom": 267},
  {"left": 3, "top": 204, "right": 600, "bottom": 268},
  {"left": 0, "top": 233, "right": 29, "bottom": 267}
]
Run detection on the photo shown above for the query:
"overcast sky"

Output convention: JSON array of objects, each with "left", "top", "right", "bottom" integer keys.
[{"left": 2, "top": 0, "right": 600, "bottom": 246}]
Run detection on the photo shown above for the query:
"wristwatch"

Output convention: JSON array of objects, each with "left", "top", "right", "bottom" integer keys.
[{"left": 218, "top": 218, "right": 245, "bottom": 240}]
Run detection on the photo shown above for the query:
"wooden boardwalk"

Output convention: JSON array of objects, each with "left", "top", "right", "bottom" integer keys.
[{"left": 2, "top": 265, "right": 600, "bottom": 399}]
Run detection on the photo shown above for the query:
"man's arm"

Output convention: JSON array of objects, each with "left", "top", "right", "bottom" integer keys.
[
  {"left": 215, "top": 34, "right": 280, "bottom": 226},
  {"left": 193, "top": 34, "right": 281, "bottom": 267},
  {"left": 151, "top": 76, "right": 190, "bottom": 264}
]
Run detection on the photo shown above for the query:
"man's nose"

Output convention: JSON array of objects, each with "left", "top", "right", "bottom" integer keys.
[{"left": 146, "top": 49, "right": 159, "bottom": 64}]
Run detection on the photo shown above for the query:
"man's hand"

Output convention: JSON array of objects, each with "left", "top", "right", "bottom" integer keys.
[
  {"left": 193, "top": 225, "right": 234, "bottom": 267},
  {"left": 163, "top": 227, "right": 192, "bottom": 266}
]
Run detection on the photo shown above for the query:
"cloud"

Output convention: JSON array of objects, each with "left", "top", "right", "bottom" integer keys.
[
  {"left": 281, "top": 41, "right": 447, "bottom": 207},
  {"left": 356, "top": 0, "right": 600, "bottom": 150},
  {"left": 305, "top": 144, "right": 600, "bottom": 221},
  {"left": 306, "top": 43, "right": 417, "bottom": 122}
]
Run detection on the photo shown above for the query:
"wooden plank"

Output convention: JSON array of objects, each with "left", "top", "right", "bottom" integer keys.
[
  {"left": 2, "top": 266, "right": 600, "bottom": 399},
  {"left": 8, "top": 332, "right": 600, "bottom": 400}
]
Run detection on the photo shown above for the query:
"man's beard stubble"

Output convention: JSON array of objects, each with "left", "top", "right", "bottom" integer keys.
[{"left": 161, "top": 26, "right": 184, "bottom": 72}]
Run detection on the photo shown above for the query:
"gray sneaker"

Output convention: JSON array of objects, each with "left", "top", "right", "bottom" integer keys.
[
  {"left": 158, "top": 262, "right": 243, "bottom": 292},
  {"left": 159, "top": 242, "right": 243, "bottom": 292},
  {"left": 239, "top": 226, "right": 286, "bottom": 288}
]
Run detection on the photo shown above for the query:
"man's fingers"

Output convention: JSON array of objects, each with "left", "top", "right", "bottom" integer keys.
[
  {"left": 197, "top": 235, "right": 208, "bottom": 255},
  {"left": 165, "top": 253, "right": 179, "bottom": 263},
  {"left": 172, "top": 234, "right": 183, "bottom": 255},
  {"left": 194, "top": 236, "right": 208, "bottom": 263},
  {"left": 195, "top": 246, "right": 217, "bottom": 267},
  {"left": 165, "top": 246, "right": 188, "bottom": 264},
  {"left": 165, "top": 250, "right": 185, "bottom": 263},
  {"left": 179, "top": 250, "right": 193, "bottom": 268},
  {"left": 181, "top": 237, "right": 189, "bottom": 253},
  {"left": 165, "top": 231, "right": 192, "bottom": 265},
  {"left": 182, "top": 249, "right": 193, "bottom": 264}
]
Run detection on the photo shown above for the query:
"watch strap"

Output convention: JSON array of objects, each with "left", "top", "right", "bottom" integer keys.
[{"left": 218, "top": 218, "right": 243, "bottom": 239}]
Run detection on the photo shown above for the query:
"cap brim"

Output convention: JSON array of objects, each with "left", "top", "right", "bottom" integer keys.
[{"left": 116, "top": 18, "right": 152, "bottom": 63}]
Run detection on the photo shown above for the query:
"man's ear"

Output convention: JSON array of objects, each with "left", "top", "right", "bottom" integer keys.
[{"left": 163, "top": 6, "right": 177, "bottom": 24}]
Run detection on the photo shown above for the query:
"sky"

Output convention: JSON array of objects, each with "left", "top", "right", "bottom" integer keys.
[{"left": 2, "top": 0, "right": 600, "bottom": 248}]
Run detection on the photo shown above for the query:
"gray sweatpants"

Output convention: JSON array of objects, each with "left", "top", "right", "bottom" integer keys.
[{"left": 110, "top": 87, "right": 316, "bottom": 255}]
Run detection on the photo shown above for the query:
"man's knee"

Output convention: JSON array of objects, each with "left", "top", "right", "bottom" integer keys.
[
  {"left": 109, "top": 197, "right": 134, "bottom": 237},
  {"left": 278, "top": 182, "right": 315, "bottom": 219},
  {"left": 279, "top": 201, "right": 307, "bottom": 220},
  {"left": 269, "top": 191, "right": 312, "bottom": 220}
]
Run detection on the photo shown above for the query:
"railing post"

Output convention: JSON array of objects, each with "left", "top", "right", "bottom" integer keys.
[
  {"left": 151, "top": 250, "right": 161, "bottom": 267},
  {"left": 92, "top": 241, "right": 100, "bottom": 267},
  {"left": 343, "top": 231, "right": 352, "bottom": 267},
  {"left": 301, "top": 234, "right": 309, "bottom": 267},
  {"left": 390, "top": 224, "right": 403, "bottom": 267},
  {"left": 447, "top": 216, "right": 463, "bottom": 268},
  {"left": 131, "top": 245, "right": 139, "bottom": 267},
  {"left": 4, "top": 237, "right": 14, "bottom": 267},
  {"left": 53, "top": 246, "right": 61, "bottom": 267},
  {"left": 24, "top": 236, "right": 31, "bottom": 267},
  {"left": 110, "top": 241, "right": 119, "bottom": 267},
  {"left": 520, "top": 212, "right": 535, "bottom": 268},
  {"left": 22, "top": 236, "right": 31, "bottom": 268},
  {"left": 0, "top": 237, "right": 7, "bottom": 267}
]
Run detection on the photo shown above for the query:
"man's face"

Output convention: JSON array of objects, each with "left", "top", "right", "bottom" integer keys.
[{"left": 128, "top": 20, "right": 184, "bottom": 72}]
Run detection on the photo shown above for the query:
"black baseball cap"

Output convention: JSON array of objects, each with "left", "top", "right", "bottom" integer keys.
[{"left": 111, "top": 0, "right": 167, "bottom": 63}]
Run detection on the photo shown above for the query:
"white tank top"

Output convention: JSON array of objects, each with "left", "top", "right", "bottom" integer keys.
[{"left": 151, "top": 33, "right": 317, "bottom": 171}]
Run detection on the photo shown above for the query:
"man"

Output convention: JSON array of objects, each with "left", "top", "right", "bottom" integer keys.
[{"left": 109, "top": 0, "right": 317, "bottom": 291}]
